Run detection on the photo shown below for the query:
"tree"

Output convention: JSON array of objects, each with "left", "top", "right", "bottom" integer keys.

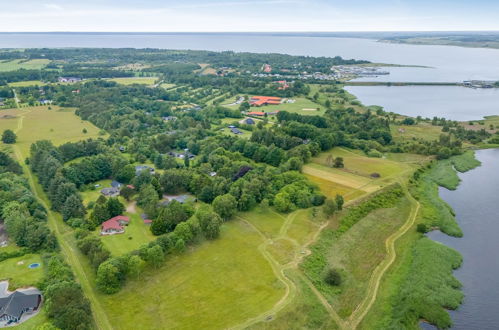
[
  {"left": 335, "top": 194, "right": 344, "bottom": 211},
  {"left": 96, "top": 261, "right": 121, "bottom": 294},
  {"left": 212, "top": 194, "right": 237, "bottom": 220},
  {"left": 324, "top": 268, "right": 342, "bottom": 286},
  {"left": 323, "top": 198, "right": 337, "bottom": 217},
  {"left": 61, "top": 194, "right": 86, "bottom": 221},
  {"left": 120, "top": 185, "right": 135, "bottom": 201},
  {"left": 417, "top": 223, "right": 429, "bottom": 233},
  {"left": 2, "top": 129, "right": 16, "bottom": 144},
  {"left": 274, "top": 192, "right": 294, "bottom": 213},
  {"left": 127, "top": 255, "right": 145, "bottom": 278},
  {"left": 333, "top": 157, "right": 344, "bottom": 168},
  {"left": 116, "top": 164, "right": 136, "bottom": 183},
  {"left": 137, "top": 184, "right": 159, "bottom": 209},
  {"left": 90, "top": 202, "right": 110, "bottom": 225},
  {"left": 106, "top": 197, "right": 125, "bottom": 217},
  {"left": 146, "top": 245, "right": 164, "bottom": 268}
]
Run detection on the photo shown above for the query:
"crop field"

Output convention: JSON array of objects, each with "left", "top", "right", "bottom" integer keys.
[
  {"left": 98, "top": 220, "right": 286, "bottom": 330},
  {"left": 0, "top": 254, "right": 43, "bottom": 290},
  {"left": 0, "top": 59, "right": 50, "bottom": 72},
  {"left": 305, "top": 174, "right": 366, "bottom": 201},
  {"left": 99, "top": 213, "right": 155, "bottom": 256},
  {"left": 107, "top": 77, "right": 157, "bottom": 85},
  {"left": 0, "top": 106, "right": 103, "bottom": 158}
]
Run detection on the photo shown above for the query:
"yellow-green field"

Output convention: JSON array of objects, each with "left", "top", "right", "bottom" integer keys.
[
  {"left": 0, "top": 254, "right": 43, "bottom": 290},
  {"left": 99, "top": 212, "right": 155, "bottom": 256},
  {"left": 98, "top": 220, "right": 286, "bottom": 329},
  {"left": 0, "top": 106, "right": 103, "bottom": 158},
  {"left": 107, "top": 77, "right": 157, "bottom": 85},
  {"left": 0, "top": 59, "right": 50, "bottom": 72},
  {"left": 8, "top": 80, "right": 47, "bottom": 87}
]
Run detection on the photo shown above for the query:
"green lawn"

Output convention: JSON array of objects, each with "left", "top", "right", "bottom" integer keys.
[
  {"left": 286, "top": 209, "right": 322, "bottom": 246},
  {"left": 0, "top": 59, "right": 50, "bottom": 72},
  {"left": 107, "top": 77, "right": 157, "bottom": 85},
  {"left": 99, "top": 212, "right": 155, "bottom": 256},
  {"left": 0, "top": 106, "right": 103, "bottom": 159},
  {"left": 220, "top": 126, "right": 252, "bottom": 139},
  {"left": 80, "top": 179, "right": 112, "bottom": 206},
  {"left": 240, "top": 208, "right": 286, "bottom": 239},
  {"left": 391, "top": 123, "right": 444, "bottom": 142},
  {"left": 98, "top": 220, "right": 285, "bottom": 329},
  {"left": 0, "top": 254, "right": 43, "bottom": 290}
]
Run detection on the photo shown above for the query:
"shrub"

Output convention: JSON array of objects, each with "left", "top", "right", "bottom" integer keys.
[{"left": 324, "top": 268, "right": 342, "bottom": 286}]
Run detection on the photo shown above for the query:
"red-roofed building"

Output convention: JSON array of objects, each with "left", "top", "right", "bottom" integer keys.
[
  {"left": 249, "top": 96, "right": 282, "bottom": 107},
  {"left": 101, "top": 215, "right": 130, "bottom": 235},
  {"left": 247, "top": 111, "right": 265, "bottom": 116},
  {"left": 263, "top": 64, "right": 272, "bottom": 73},
  {"left": 143, "top": 219, "right": 153, "bottom": 225},
  {"left": 275, "top": 80, "right": 289, "bottom": 90}
]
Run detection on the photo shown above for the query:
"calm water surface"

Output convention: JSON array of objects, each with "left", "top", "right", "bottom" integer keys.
[
  {"left": 426, "top": 148, "right": 499, "bottom": 329},
  {"left": 344, "top": 85, "right": 499, "bottom": 121}
]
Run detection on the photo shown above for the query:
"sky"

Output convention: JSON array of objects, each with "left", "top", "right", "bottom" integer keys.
[{"left": 0, "top": 0, "right": 498, "bottom": 32}]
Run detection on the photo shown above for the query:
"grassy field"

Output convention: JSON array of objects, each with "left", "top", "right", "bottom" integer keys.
[
  {"left": 220, "top": 126, "right": 252, "bottom": 139},
  {"left": 98, "top": 220, "right": 286, "bottom": 330},
  {"left": 0, "top": 106, "right": 103, "bottom": 159},
  {"left": 240, "top": 208, "right": 286, "bottom": 239},
  {"left": 8, "top": 80, "right": 47, "bottom": 87},
  {"left": 0, "top": 254, "right": 43, "bottom": 290},
  {"left": 99, "top": 212, "right": 155, "bottom": 256},
  {"left": 0, "top": 59, "right": 50, "bottom": 72},
  {"left": 227, "top": 97, "right": 324, "bottom": 116},
  {"left": 391, "top": 122, "right": 444, "bottom": 141},
  {"left": 286, "top": 209, "right": 322, "bottom": 246},
  {"left": 327, "top": 197, "right": 411, "bottom": 318},
  {"left": 80, "top": 179, "right": 112, "bottom": 206},
  {"left": 107, "top": 77, "right": 157, "bottom": 85},
  {"left": 159, "top": 83, "right": 176, "bottom": 89}
]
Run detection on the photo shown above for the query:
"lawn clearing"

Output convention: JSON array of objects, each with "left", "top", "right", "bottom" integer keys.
[
  {"left": 80, "top": 179, "right": 112, "bottom": 206},
  {"left": 305, "top": 173, "right": 366, "bottom": 201},
  {"left": 286, "top": 209, "right": 322, "bottom": 246},
  {"left": 0, "top": 254, "right": 43, "bottom": 290},
  {"left": 0, "top": 59, "right": 50, "bottom": 72},
  {"left": 391, "top": 123, "right": 443, "bottom": 142},
  {"left": 99, "top": 212, "right": 155, "bottom": 256},
  {"left": 0, "top": 106, "right": 103, "bottom": 159},
  {"left": 98, "top": 220, "right": 285, "bottom": 329},
  {"left": 266, "top": 239, "right": 296, "bottom": 265},
  {"left": 107, "top": 77, "right": 157, "bottom": 85}
]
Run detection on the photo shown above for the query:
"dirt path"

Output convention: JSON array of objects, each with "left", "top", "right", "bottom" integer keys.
[{"left": 11, "top": 114, "right": 112, "bottom": 330}]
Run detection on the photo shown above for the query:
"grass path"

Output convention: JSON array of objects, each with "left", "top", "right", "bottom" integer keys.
[{"left": 11, "top": 111, "right": 112, "bottom": 330}]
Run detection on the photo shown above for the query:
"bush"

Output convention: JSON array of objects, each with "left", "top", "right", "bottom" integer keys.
[
  {"left": 324, "top": 268, "right": 342, "bottom": 286},
  {"left": 417, "top": 223, "right": 429, "bottom": 233},
  {"left": 367, "top": 149, "right": 382, "bottom": 158}
]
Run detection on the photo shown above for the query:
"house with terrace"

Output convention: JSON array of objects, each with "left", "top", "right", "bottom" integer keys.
[
  {"left": 101, "top": 215, "right": 130, "bottom": 235},
  {"left": 0, "top": 289, "right": 42, "bottom": 326}
]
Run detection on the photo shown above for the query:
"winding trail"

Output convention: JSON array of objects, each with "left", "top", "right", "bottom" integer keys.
[{"left": 11, "top": 110, "right": 112, "bottom": 330}]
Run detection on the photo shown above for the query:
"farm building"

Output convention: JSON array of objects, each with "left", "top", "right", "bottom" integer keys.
[
  {"left": 101, "top": 215, "right": 130, "bottom": 235},
  {"left": 249, "top": 96, "right": 282, "bottom": 107},
  {"left": 0, "top": 290, "right": 42, "bottom": 325},
  {"left": 247, "top": 111, "right": 265, "bottom": 117},
  {"left": 58, "top": 77, "right": 82, "bottom": 83}
]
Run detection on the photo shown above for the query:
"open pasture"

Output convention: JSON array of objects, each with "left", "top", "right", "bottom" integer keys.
[
  {"left": 98, "top": 220, "right": 285, "bottom": 329},
  {"left": 107, "top": 77, "right": 157, "bottom": 85}
]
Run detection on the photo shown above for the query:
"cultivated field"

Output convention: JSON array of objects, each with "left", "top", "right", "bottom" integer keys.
[{"left": 8, "top": 80, "right": 47, "bottom": 87}]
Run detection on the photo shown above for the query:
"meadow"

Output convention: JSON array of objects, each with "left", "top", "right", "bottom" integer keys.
[
  {"left": 8, "top": 80, "right": 47, "bottom": 87},
  {"left": 0, "top": 106, "right": 103, "bottom": 158},
  {"left": 391, "top": 122, "right": 443, "bottom": 141},
  {"left": 98, "top": 219, "right": 286, "bottom": 329},
  {"left": 0, "top": 59, "right": 50, "bottom": 72}
]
